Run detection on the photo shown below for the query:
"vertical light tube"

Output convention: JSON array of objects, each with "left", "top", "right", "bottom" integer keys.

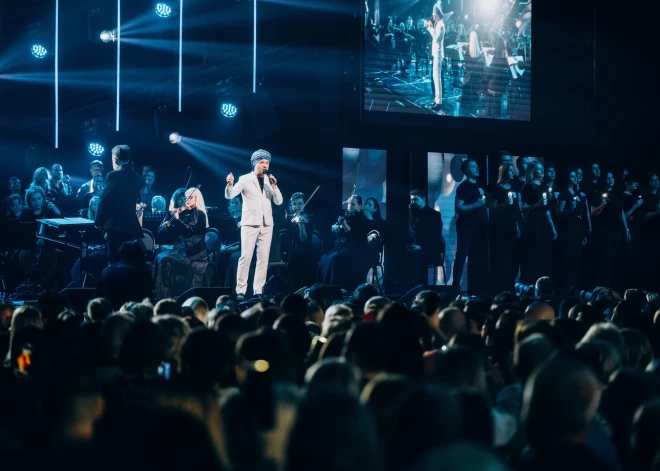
[
  {"left": 116, "top": 0, "right": 121, "bottom": 131},
  {"left": 178, "top": 0, "right": 183, "bottom": 111},
  {"left": 252, "top": 0, "right": 256, "bottom": 93},
  {"left": 54, "top": 0, "right": 59, "bottom": 148}
]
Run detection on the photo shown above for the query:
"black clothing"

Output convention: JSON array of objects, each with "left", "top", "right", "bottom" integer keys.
[
  {"left": 95, "top": 164, "right": 142, "bottom": 262},
  {"left": 153, "top": 209, "right": 212, "bottom": 299},
  {"left": 453, "top": 180, "right": 488, "bottom": 293},
  {"left": 511, "top": 177, "right": 525, "bottom": 194},
  {"left": 97, "top": 261, "right": 153, "bottom": 309},
  {"left": 318, "top": 211, "right": 371, "bottom": 290},
  {"left": 640, "top": 192, "right": 660, "bottom": 291},
  {"left": 589, "top": 189, "right": 624, "bottom": 288},
  {"left": 408, "top": 205, "right": 444, "bottom": 288},
  {"left": 17, "top": 208, "right": 61, "bottom": 288},
  {"left": 489, "top": 186, "right": 521, "bottom": 294},
  {"left": 76, "top": 181, "right": 93, "bottom": 209},
  {"left": 282, "top": 218, "right": 321, "bottom": 290},
  {"left": 555, "top": 188, "right": 589, "bottom": 294},
  {"left": 520, "top": 182, "right": 554, "bottom": 285},
  {"left": 615, "top": 192, "right": 644, "bottom": 289}
]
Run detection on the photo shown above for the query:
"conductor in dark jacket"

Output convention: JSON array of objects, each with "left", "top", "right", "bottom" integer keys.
[
  {"left": 407, "top": 189, "right": 444, "bottom": 288},
  {"left": 95, "top": 145, "right": 142, "bottom": 262}
]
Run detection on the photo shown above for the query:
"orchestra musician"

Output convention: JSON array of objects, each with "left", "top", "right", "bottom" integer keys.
[
  {"left": 283, "top": 192, "right": 320, "bottom": 290},
  {"left": 225, "top": 149, "right": 283, "bottom": 300},
  {"left": 153, "top": 187, "right": 213, "bottom": 299},
  {"left": 317, "top": 195, "right": 371, "bottom": 290},
  {"left": 49, "top": 164, "right": 73, "bottom": 209},
  {"left": 425, "top": 3, "right": 446, "bottom": 110},
  {"left": 77, "top": 160, "right": 104, "bottom": 210}
]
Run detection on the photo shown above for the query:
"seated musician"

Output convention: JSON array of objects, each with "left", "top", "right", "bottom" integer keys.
[
  {"left": 79, "top": 174, "right": 105, "bottom": 216},
  {"left": 317, "top": 195, "right": 371, "bottom": 291},
  {"left": 18, "top": 186, "right": 62, "bottom": 289},
  {"left": 283, "top": 192, "right": 320, "bottom": 290},
  {"left": 5, "top": 195, "right": 23, "bottom": 219},
  {"left": 407, "top": 189, "right": 443, "bottom": 288},
  {"left": 153, "top": 188, "right": 213, "bottom": 298}
]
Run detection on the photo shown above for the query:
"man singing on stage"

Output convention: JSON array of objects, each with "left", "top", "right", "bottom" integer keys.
[
  {"left": 225, "top": 149, "right": 283, "bottom": 300},
  {"left": 95, "top": 145, "right": 142, "bottom": 263}
]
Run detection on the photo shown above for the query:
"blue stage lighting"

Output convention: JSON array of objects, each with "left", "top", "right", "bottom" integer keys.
[
  {"left": 88, "top": 142, "right": 105, "bottom": 156},
  {"left": 220, "top": 102, "right": 238, "bottom": 118},
  {"left": 155, "top": 3, "right": 172, "bottom": 17},
  {"left": 31, "top": 44, "right": 48, "bottom": 59},
  {"left": 169, "top": 132, "right": 181, "bottom": 144}
]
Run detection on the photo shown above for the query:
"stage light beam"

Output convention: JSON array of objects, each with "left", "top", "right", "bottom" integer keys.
[
  {"left": 100, "top": 30, "right": 116, "bottom": 43},
  {"left": 31, "top": 44, "right": 48, "bottom": 59}
]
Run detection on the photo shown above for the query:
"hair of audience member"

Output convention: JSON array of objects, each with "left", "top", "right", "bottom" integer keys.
[
  {"left": 154, "top": 298, "right": 182, "bottom": 317},
  {"left": 624, "top": 289, "right": 649, "bottom": 313},
  {"left": 235, "top": 331, "right": 294, "bottom": 384},
  {"left": 239, "top": 304, "right": 265, "bottom": 331},
  {"left": 119, "top": 299, "right": 153, "bottom": 322},
  {"left": 87, "top": 298, "right": 113, "bottom": 323},
  {"left": 575, "top": 339, "right": 622, "bottom": 383},
  {"left": 612, "top": 299, "right": 647, "bottom": 330},
  {"left": 319, "top": 331, "right": 349, "bottom": 361},
  {"left": 286, "top": 391, "right": 384, "bottom": 471},
  {"left": 411, "top": 290, "right": 446, "bottom": 318},
  {"left": 354, "top": 283, "right": 379, "bottom": 306},
  {"left": 535, "top": 276, "right": 554, "bottom": 299},
  {"left": 257, "top": 306, "right": 283, "bottom": 331},
  {"left": 524, "top": 302, "right": 556, "bottom": 323},
  {"left": 216, "top": 294, "right": 237, "bottom": 309},
  {"left": 454, "top": 389, "right": 494, "bottom": 447},
  {"left": 514, "top": 333, "right": 555, "bottom": 384},
  {"left": 152, "top": 314, "right": 191, "bottom": 374},
  {"left": 390, "top": 384, "right": 461, "bottom": 470},
  {"left": 37, "top": 292, "right": 66, "bottom": 325},
  {"left": 581, "top": 322, "right": 626, "bottom": 359},
  {"left": 98, "top": 313, "right": 135, "bottom": 362},
  {"left": 515, "top": 320, "right": 565, "bottom": 348},
  {"left": 342, "top": 322, "right": 391, "bottom": 380},
  {"left": 432, "top": 345, "right": 487, "bottom": 392},
  {"left": 182, "top": 297, "right": 209, "bottom": 324},
  {"left": 521, "top": 356, "right": 602, "bottom": 451},
  {"left": 364, "top": 296, "right": 392, "bottom": 321},
  {"left": 6, "top": 305, "right": 43, "bottom": 362},
  {"left": 321, "top": 305, "right": 353, "bottom": 337},
  {"left": 273, "top": 315, "right": 311, "bottom": 363},
  {"left": 206, "top": 306, "right": 231, "bottom": 328},
  {"left": 118, "top": 320, "right": 169, "bottom": 376},
  {"left": 620, "top": 328, "right": 654, "bottom": 370},
  {"left": 568, "top": 303, "right": 602, "bottom": 325},
  {"left": 214, "top": 313, "right": 251, "bottom": 346},
  {"left": 57, "top": 310, "right": 78, "bottom": 322},
  {"left": 280, "top": 294, "right": 308, "bottom": 321},
  {"left": 553, "top": 318, "right": 588, "bottom": 347},
  {"left": 7, "top": 325, "right": 42, "bottom": 373},
  {"left": 306, "top": 302, "right": 324, "bottom": 326},
  {"left": 558, "top": 297, "right": 580, "bottom": 319},
  {"left": 630, "top": 399, "right": 660, "bottom": 471},
  {"left": 463, "top": 300, "right": 491, "bottom": 335},
  {"left": 305, "top": 358, "right": 359, "bottom": 397},
  {"left": 405, "top": 443, "right": 509, "bottom": 471},
  {"left": 181, "top": 329, "right": 234, "bottom": 387},
  {"left": 181, "top": 306, "right": 194, "bottom": 319},
  {"left": 437, "top": 307, "right": 467, "bottom": 341},
  {"left": 305, "top": 283, "right": 335, "bottom": 313}
]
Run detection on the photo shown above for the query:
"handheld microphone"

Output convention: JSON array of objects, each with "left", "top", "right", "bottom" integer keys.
[{"left": 263, "top": 170, "right": 276, "bottom": 185}]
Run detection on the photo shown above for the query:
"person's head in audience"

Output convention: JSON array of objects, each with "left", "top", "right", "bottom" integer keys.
[
  {"left": 620, "top": 328, "right": 654, "bottom": 369},
  {"left": 273, "top": 314, "right": 311, "bottom": 369},
  {"left": 85, "top": 298, "right": 113, "bottom": 323},
  {"left": 99, "top": 313, "right": 135, "bottom": 362},
  {"left": 305, "top": 283, "right": 335, "bottom": 313},
  {"left": 521, "top": 356, "right": 602, "bottom": 452},
  {"left": 535, "top": 276, "right": 554, "bottom": 299},
  {"left": 0, "top": 301, "right": 13, "bottom": 331},
  {"left": 8, "top": 176, "right": 21, "bottom": 195},
  {"left": 181, "top": 329, "right": 234, "bottom": 388},
  {"left": 525, "top": 302, "right": 556, "bottom": 323},
  {"left": 342, "top": 322, "right": 391, "bottom": 382},
  {"left": 433, "top": 346, "right": 487, "bottom": 392},
  {"left": 280, "top": 294, "right": 308, "bottom": 321},
  {"left": 582, "top": 322, "right": 626, "bottom": 359},
  {"left": 568, "top": 303, "right": 602, "bottom": 325},
  {"left": 24, "top": 185, "right": 46, "bottom": 214},
  {"left": 354, "top": 283, "right": 379, "bottom": 307},
  {"left": 152, "top": 315, "right": 191, "bottom": 374},
  {"left": 514, "top": 333, "right": 555, "bottom": 384},
  {"left": 182, "top": 297, "right": 209, "bottom": 325},
  {"left": 6, "top": 305, "right": 43, "bottom": 361},
  {"left": 411, "top": 291, "right": 446, "bottom": 325},
  {"left": 119, "top": 320, "right": 168, "bottom": 376},
  {"left": 630, "top": 399, "right": 660, "bottom": 471},
  {"left": 305, "top": 359, "right": 359, "bottom": 396},
  {"left": 154, "top": 298, "right": 182, "bottom": 317},
  {"left": 151, "top": 195, "right": 166, "bottom": 213},
  {"left": 437, "top": 307, "right": 467, "bottom": 341},
  {"left": 235, "top": 331, "right": 294, "bottom": 385},
  {"left": 119, "top": 299, "right": 153, "bottom": 322},
  {"left": 576, "top": 339, "right": 622, "bottom": 383},
  {"left": 7, "top": 194, "right": 22, "bottom": 217},
  {"left": 38, "top": 292, "right": 65, "bottom": 326},
  {"left": 364, "top": 296, "right": 392, "bottom": 322},
  {"left": 306, "top": 302, "right": 324, "bottom": 326}
]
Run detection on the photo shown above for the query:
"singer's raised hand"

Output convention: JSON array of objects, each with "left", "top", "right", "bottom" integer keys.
[
  {"left": 268, "top": 173, "right": 278, "bottom": 188},
  {"left": 226, "top": 173, "right": 234, "bottom": 186}
]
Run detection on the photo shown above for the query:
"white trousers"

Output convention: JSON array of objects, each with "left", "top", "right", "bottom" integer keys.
[
  {"left": 432, "top": 54, "right": 442, "bottom": 104},
  {"left": 237, "top": 223, "right": 273, "bottom": 295}
]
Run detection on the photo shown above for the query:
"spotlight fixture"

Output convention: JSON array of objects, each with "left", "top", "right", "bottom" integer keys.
[
  {"left": 88, "top": 142, "right": 105, "bottom": 156},
  {"left": 169, "top": 132, "right": 181, "bottom": 144},
  {"left": 31, "top": 44, "right": 48, "bottom": 59},
  {"left": 100, "top": 30, "right": 115, "bottom": 43},
  {"left": 464, "top": 14, "right": 469, "bottom": 19},
  {"left": 220, "top": 102, "right": 238, "bottom": 119},
  {"left": 155, "top": 3, "right": 172, "bottom": 18}
]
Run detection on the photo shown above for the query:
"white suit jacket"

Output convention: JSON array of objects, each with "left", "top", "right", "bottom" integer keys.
[
  {"left": 224, "top": 171, "right": 283, "bottom": 227},
  {"left": 427, "top": 20, "right": 445, "bottom": 58}
]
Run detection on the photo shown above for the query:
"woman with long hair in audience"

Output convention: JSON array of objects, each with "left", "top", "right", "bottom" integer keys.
[
  {"left": 153, "top": 187, "right": 212, "bottom": 298},
  {"left": 555, "top": 168, "right": 591, "bottom": 294},
  {"left": 488, "top": 163, "right": 521, "bottom": 294},
  {"left": 520, "top": 161, "right": 557, "bottom": 285}
]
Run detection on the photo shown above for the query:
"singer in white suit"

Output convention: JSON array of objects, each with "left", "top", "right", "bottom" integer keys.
[{"left": 225, "top": 149, "right": 283, "bottom": 299}]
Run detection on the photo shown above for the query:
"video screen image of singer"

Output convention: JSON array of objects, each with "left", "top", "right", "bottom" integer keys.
[{"left": 363, "top": 0, "right": 531, "bottom": 121}]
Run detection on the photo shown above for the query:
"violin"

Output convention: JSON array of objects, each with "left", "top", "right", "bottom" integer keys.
[
  {"left": 291, "top": 212, "right": 310, "bottom": 224},
  {"left": 161, "top": 185, "right": 200, "bottom": 228}
]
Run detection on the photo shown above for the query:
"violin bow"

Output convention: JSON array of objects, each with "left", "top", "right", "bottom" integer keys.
[{"left": 299, "top": 185, "right": 321, "bottom": 214}]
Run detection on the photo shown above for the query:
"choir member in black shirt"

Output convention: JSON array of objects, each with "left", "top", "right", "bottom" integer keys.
[
  {"left": 363, "top": 197, "right": 385, "bottom": 235},
  {"left": 616, "top": 174, "right": 645, "bottom": 288},
  {"left": 407, "top": 189, "right": 444, "bottom": 288},
  {"left": 555, "top": 169, "right": 591, "bottom": 294},
  {"left": 453, "top": 160, "right": 489, "bottom": 293},
  {"left": 581, "top": 162, "right": 601, "bottom": 202},
  {"left": 488, "top": 163, "right": 521, "bottom": 294},
  {"left": 520, "top": 162, "right": 557, "bottom": 285},
  {"left": 512, "top": 156, "right": 529, "bottom": 193},
  {"left": 543, "top": 162, "right": 558, "bottom": 220},
  {"left": 588, "top": 171, "right": 630, "bottom": 288},
  {"left": 641, "top": 173, "right": 660, "bottom": 290},
  {"left": 318, "top": 195, "right": 371, "bottom": 290},
  {"left": 575, "top": 167, "right": 584, "bottom": 191}
]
